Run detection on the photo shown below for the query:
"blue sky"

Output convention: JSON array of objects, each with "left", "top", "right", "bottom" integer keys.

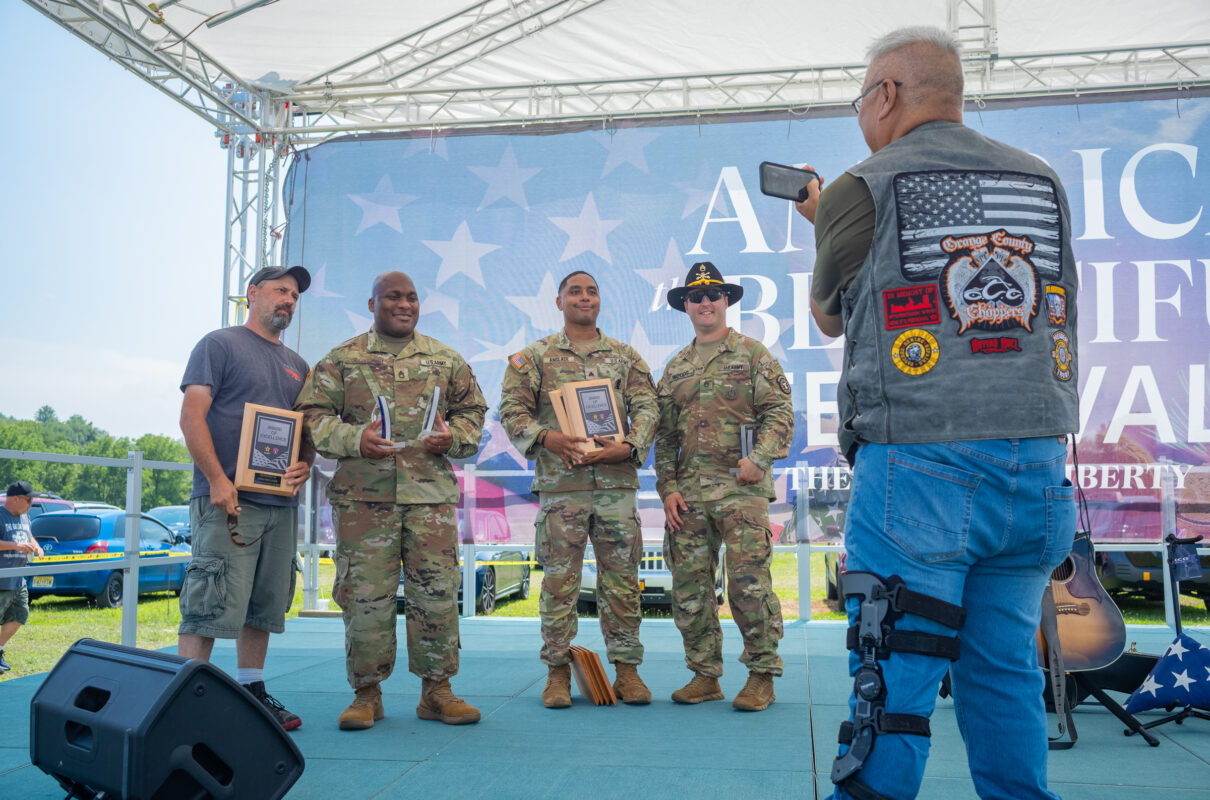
[{"left": 1, "top": 3, "right": 227, "bottom": 440}]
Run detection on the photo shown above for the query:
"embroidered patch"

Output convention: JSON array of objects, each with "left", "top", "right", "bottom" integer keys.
[
  {"left": 719, "top": 363, "right": 748, "bottom": 372},
  {"left": 419, "top": 359, "right": 449, "bottom": 368},
  {"left": 1051, "top": 331, "right": 1073, "bottom": 381},
  {"left": 776, "top": 375, "right": 791, "bottom": 394},
  {"left": 1046, "top": 285, "right": 1067, "bottom": 328},
  {"left": 970, "top": 336, "right": 1021, "bottom": 354},
  {"left": 883, "top": 285, "right": 941, "bottom": 329},
  {"left": 508, "top": 352, "right": 528, "bottom": 370},
  {"left": 667, "top": 370, "right": 695, "bottom": 382},
  {"left": 940, "top": 230, "right": 1041, "bottom": 334},
  {"left": 891, "top": 329, "right": 939, "bottom": 375}
]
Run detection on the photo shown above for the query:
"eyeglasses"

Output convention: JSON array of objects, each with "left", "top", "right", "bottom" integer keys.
[
  {"left": 851, "top": 78, "right": 903, "bottom": 114},
  {"left": 686, "top": 288, "right": 725, "bottom": 304}
]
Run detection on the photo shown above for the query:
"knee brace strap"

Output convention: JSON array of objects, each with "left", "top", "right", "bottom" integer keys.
[
  {"left": 838, "top": 713, "right": 931, "bottom": 744},
  {"left": 835, "top": 776, "right": 898, "bottom": 800},
  {"left": 845, "top": 626, "right": 961, "bottom": 661}
]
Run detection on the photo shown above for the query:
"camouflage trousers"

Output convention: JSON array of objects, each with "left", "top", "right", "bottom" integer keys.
[
  {"left": 331, "top": 499, "right": 460, "bottom": 689},
  {"left": 664, "top": 495, "right": 784, "bottom": 677},
  {"left": 535, "top": 489, "right": 644, "bottom": 666}
]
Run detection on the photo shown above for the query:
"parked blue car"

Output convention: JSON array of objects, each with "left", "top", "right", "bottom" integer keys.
[{"left": 28, "top": 510, "right": 191, "bottom": 608}]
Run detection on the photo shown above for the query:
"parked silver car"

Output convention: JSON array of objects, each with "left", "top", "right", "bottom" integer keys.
[{"left": 578, "top": 544, "right": 723, "bottom": 613}]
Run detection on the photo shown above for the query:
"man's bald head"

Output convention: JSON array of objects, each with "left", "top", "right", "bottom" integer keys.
[
  {"left": 867, "top": 26, "right": 964, "bottom": 114},
  {"left": 372, "top": 270, "right": 414, "bottom": 299},
  {"left": 369, "top": 271, "right": 419, "bottom": 337}
]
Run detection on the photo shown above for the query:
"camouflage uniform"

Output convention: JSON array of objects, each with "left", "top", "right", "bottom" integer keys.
[
  {"left": 296, "top": 328, "right": 486, "bottom": 689},
  {"left": 655, "top": 328, "right": 794, "bottom": 677},
  {"left": 498, "top": 329, "right": 657, "bottom": 666}
]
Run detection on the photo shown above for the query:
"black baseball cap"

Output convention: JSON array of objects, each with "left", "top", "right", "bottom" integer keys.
[
  {"left": 5, "top": 480, "right": 33, "bottom": 497},
  {"left": 249, "top": 265, "right": 311, "bottom": 293}
]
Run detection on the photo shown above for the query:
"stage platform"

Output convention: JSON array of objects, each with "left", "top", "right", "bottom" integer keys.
[{"left": 2, "top": 618, "right": 1208, "bottom": 799}]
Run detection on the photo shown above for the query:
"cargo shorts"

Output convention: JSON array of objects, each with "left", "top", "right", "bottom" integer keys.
[
  {"left": 177, "top": 497, "right": 298, "bottom": 638},
  {"left": 0, "top": 585, "right": 30, "bottom": 625}
]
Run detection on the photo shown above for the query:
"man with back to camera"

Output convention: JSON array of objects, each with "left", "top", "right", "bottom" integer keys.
[
  {"left": 795, "top": 26, "right": 1079, "bottom": 800},
  {"left": 295, "top": 271, "right": 487, "bottom": 729},
  {"left": 177, "top": 265, "right": 313, "bottom": 731},
  {"left": 498, "top": 270, "right": 658, "bottom": 708},
  {"left": 0, "top": 481, "right": 44, "bottom": 673},
  {"left": 655, "top": 262, "right": 794, "bottom": 712}
]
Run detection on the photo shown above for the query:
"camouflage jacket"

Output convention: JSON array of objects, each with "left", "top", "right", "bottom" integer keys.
[
  {"left": 655, "top": 328, "right": 794, "bottom": 502},
  {"left": 296, "top": 328, "right": 486, "bottom": 505},
  {"left": 498, "top": 329, "right": 658, "bottom": 493}
]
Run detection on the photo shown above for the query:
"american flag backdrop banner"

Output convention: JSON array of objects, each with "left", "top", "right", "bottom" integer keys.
[
  {"left": 893, "top": 170, "right": 1063, "bottom": 282},
  {"left": 279, "top": 95, "right": 1210, "bottom": 545}
]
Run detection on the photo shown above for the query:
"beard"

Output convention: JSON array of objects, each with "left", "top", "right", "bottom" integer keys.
[{"left": 268, "top": 308, "right": 292, "bottom": 330}]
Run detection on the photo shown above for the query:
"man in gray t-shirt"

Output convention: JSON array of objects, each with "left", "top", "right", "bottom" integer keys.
[
  {"left": 0, "top": 481, "right": 43, "bottom": 673},
  {"left": 176, "top": 265, "right": 313, "bottom": 731}
]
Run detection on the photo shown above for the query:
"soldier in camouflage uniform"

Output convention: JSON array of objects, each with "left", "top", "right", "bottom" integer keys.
[
  {"left": 295, "top": 271, "right": 487, "bottom": 729},
  {"left": 498, "top": 271, "right": 659, "bottom": 708},
  {"left": 655, "top": 262, "right": 795, "bottom": 712}
]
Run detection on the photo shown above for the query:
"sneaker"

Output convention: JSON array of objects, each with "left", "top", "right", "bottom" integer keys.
[
  {"left": 0, "top": 650, "right": 9, "bottom": 673},
  {"left": 245, "top": 680, "right": 301, "bottom": 731}
]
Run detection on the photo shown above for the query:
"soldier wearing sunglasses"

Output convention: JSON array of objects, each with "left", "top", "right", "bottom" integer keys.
[{"left": 654, "top": 261, "right": 794, "bottom": 712}]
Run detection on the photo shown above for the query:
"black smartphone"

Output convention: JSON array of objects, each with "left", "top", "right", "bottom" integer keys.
[{"left": 759, "top": 161, "right": 820, "bottom": 202}]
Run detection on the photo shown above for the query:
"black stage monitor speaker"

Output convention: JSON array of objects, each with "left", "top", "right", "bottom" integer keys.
[{"left": 30, "top": 638, "right": 304, "bottom": 800}]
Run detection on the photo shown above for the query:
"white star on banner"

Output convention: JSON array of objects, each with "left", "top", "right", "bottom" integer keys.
[
  {"left": 1138, "top": 673, "right": 1163, "bottom": 698},
  {"left": 468, "top": 145, "right": 541, "bottom": 210},
  {"left": 477, "top": 416, "right": 528, "bottom": 467},
  {"left": 674, "top": 164, "right": 727, "bottom": 219},
  {"left": 1172, "top": 669, "right": 1196, "bottom": 692},
  {"left": 635, "top": 237, "right": 687, "bottom": 290},
  {"left": 594, "top": 129, "right": 660, "bottom": 177},
  {"left": 404, "top": 136, "right": 449, "bottom": 160},
  {"left": 548, "top": 193, "right": 621, "bottom": 264},
  {"left": 308, "top": 264, "right": 343, "bottom": 298},
  {"left": 470, "top": 328, "right": 528, "bottom": 364},
  {"left": 1166, "top": 639, "right": 1190, "bottom": 661},
  {"left": 420, "top": 287, "right": 460, "bottom": 328},
  {"left": 506, "top": 272, "right": 562, "bottom": 335},
  {"left": 422, "top": 221, "right": 501, "bottom": 288},
  {"left": 345, "top": 309, "right": 373, "bottom": 336},
  {"left": 348, "top": 175, "right": 417, "bottom": 235},
  {"left": 629, "top": 320, "right": 678, "bottom": 373}
]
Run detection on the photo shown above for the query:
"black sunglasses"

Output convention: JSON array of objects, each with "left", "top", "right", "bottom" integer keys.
[{"left": 686, "top": 288, "right": 725, "bottom": 304}]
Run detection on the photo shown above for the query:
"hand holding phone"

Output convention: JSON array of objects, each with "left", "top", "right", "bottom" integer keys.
[{"left": 759, "top": 161, "right": 821, "bottom": 202}]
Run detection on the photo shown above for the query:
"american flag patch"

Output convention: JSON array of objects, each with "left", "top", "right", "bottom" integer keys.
[
  {"left": 894, "top": 170, "right": 1062, "bottom": 282},
  {"left": 509, "top": 352, "right": 529, "bottom": 370}
]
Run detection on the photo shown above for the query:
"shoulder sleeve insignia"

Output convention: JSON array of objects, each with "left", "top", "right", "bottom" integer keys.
[
  {"left": 776, "top": 374, "right": 791, "bottom": 394},
  {"left": 509, "top": 352, "right": 529, "bottom": 370}
]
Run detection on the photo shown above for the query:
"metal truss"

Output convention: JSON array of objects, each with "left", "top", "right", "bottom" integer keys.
[{"left": 281, "top": 42, "right": 1210, "bottom": 138}]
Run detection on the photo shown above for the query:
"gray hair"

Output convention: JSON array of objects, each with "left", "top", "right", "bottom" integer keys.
[{"left": 867, "top": 26, "right": 962, "bottom": 63}]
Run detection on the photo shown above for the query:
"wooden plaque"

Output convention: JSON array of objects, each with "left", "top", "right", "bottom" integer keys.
[
  {"left": 561, "top": 378, "right": 625, "bottom": 452},
  {"left": 233, "top": 403, "right": 303, "bottom": 496}
]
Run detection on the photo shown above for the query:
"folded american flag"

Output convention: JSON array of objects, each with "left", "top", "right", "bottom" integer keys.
[{"left": 1124, "top": 633, "right": 1210, "bottom": 713}]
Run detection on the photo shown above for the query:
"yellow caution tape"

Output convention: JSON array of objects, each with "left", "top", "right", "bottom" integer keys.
[{"left": 32, "top": 550, "right": 176, "bottom": 564}]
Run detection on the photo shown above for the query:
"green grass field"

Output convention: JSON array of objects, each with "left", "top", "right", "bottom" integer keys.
[{"left": 4, "top": 552, "right": 1205, "bottom": 682}]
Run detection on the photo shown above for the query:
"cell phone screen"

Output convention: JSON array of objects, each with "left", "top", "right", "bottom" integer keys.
[{"left": 759, "top": 161, "right": 819, "bottom": 202}]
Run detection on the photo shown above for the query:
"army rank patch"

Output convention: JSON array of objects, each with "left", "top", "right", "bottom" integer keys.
[
  {"left": 883, "top": 285, "right": 941, "bottom": 330},
  {"left": 1051, "top": 331, "right": 1073, "bottom": 381},
  {"left": 777, "top": 374, "right": 791, "bottom": 394},
  {"left": 508, "top": 352, "right": 529, "bottom": 370},
  {"left": 970, "top": 336, "right": 1021, "bottom": 354},
  {"left": 1045, "top": 285, "right": 1067, "bottom": 328},
  {"left": 891, "top": 328, "right": 940, "bottom": 375}
]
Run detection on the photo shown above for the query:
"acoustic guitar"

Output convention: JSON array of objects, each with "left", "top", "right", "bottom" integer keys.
[{"left": 1036, "top": 530, "right": 1127, "bottom": 672}]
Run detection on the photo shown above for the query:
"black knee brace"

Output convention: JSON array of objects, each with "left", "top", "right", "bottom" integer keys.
[{"left": 830, "top": 572, "right": 966, "bottom": 800}]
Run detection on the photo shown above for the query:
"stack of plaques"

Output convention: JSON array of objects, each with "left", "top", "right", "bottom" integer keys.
[
  {"left": 547, "top": 378, "right": 625, "bottom": 453},
  {"left": 569, "top": 644, "right": 616, "bottom": 706}
]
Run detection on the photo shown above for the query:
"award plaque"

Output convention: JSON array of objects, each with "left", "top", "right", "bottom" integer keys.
[
  {"left": 731, "top": 424, "right": 756, "bottom": 476},
  {"left": 418, "top": 386, "right": 442, "bottom": 439},
  {"left": 561, "top": 378, "right": 624, "bottom": 452},
  {"left": 233, "top": 403, "right": 303, "bottom": 496}
]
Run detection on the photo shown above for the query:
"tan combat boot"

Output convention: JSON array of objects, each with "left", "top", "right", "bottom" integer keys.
[
  {"left": 416, "top": 678, "right": 481, "bottom": 725},
  {"left": 732, "top": 671, "right": 775, "bottom": 711},
  {"left": 542, "top": 664, "right": 572, "bottom": 708},
  {"left": 671, "top": 673, "right": 724, "bottom": 704},
  {"left": 612, "top": 662, "right": 652, "bottom": 705},
  {"left": 338, "top": 684, "right": 385, "bottom": 730}
]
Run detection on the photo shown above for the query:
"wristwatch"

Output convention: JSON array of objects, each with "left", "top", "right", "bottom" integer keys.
[{"left": 626, "top": 443, "right": 638, "bottom": 462}]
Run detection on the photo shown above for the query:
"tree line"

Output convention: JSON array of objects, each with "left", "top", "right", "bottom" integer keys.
[{"left": 0, "top": 407, "right": 191, "bottom": 511}]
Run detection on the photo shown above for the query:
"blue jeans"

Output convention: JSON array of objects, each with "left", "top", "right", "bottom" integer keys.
[{"left": 830, "top": 438, "right": 1075, "bottom": 800}]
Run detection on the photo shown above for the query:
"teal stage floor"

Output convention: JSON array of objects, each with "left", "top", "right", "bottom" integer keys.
[{"left": 2, "top": 618, "right": 1208, "bottom": 799}]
